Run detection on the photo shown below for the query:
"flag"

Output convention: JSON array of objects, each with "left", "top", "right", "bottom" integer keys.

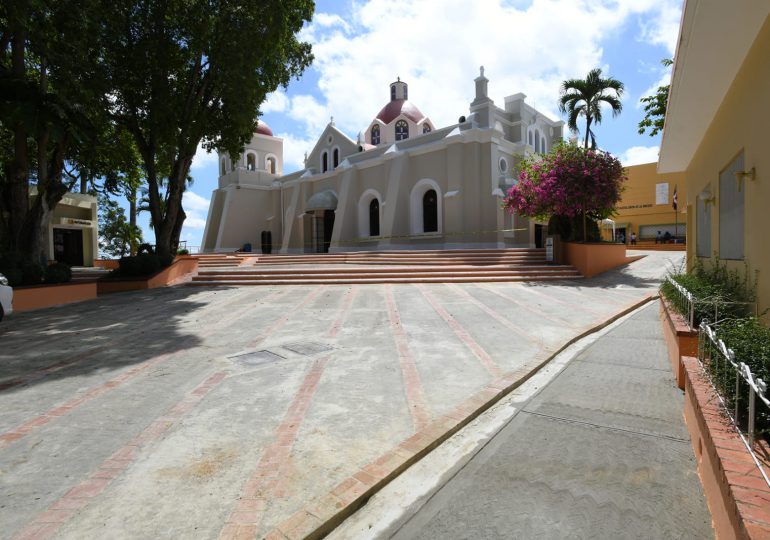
[{"left": 672, "top": 185, "right": 678, "bottom": 211}]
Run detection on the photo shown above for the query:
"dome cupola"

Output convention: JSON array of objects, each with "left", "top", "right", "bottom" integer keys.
[{"left": 367, "top": 77, "right": 433, "bottom": 145}]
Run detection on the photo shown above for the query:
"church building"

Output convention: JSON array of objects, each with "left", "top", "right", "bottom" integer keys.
[{"left": 201, "top": 69, "right": 564, "bottom": 253}]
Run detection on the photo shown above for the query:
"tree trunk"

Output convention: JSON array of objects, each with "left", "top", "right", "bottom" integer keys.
[
  {"left": 128, "top": 186, "right": 138, "bottom": 255},
  {"left": 584, "top": 117, "right": 592, "bottom": 149}
]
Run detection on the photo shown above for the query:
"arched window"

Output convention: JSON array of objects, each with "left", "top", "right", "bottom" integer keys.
[
  {"left": 395, "top": 120, "right": 409, "bottom": 141},
  {"left": 333, "top": 148, "right": 339, "bottom": 168},
  {"left": 403, "top": 86, "right": 408, "bottom": 100},
  {"left": 535, "top": 130, "right": 541, "bottom": 153},
  {"left": 541, "top": 136, "right": 547, "bottom": 153},
  {"left": 390, "top": 85, "right": 396, "bottom": 100},
  {"left": 528, "top": 131, "right": 533, "bottom": 146},
  {"left": 371, "top": 124, "right": 380, "bottom": 145},
  {"left": 220, "top": 159, "right": 226, "bottom": 176},
  {"left": 422, "top": 123, "right": 431, "bottom": 134},
  {"left": 246, "top": 153, "right": 256, "bottom": 171},
  {"left": 369, "top": 199, "right": 380, "bottom": 236},
  {"left": 423, "top": 189, "right": 438, "bottom": 233},
  {"left": 321, "top": 151, "right": 328, "bottom": 173},
  {"left": 267, "top": 156, "right": 276, "bottom": 174}
]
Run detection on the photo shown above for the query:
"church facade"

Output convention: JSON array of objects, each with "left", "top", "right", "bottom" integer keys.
[{"left": 201, "top": 69, "right": 564, "bottom": 254}]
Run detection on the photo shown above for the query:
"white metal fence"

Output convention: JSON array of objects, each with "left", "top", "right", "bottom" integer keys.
[
  {"left": 664, "top": 276, "right": 757, "bottom": 330},
  {"left": 698, "top": 321, "right": 770, "bottom": 488}
]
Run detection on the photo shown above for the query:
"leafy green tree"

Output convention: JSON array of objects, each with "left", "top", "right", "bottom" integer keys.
[
  {"left": 0, "top": 0, "right": 109, "bottom": 263},
  {"left": 102, "top": 0, "right": 314, "bottom": 259},
  {"left": 97, "top": 194, "right": 143, "bottom": 258},
  {"left": 558, "top": 68, "right": 624, "bottom": 149},
  {"left": 638, "top": 59, "right": 673, "bottom": 137}
]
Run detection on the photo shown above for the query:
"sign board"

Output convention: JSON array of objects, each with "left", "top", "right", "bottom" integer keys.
[
  {"left": 655, "top": 182, "right": 669, "bottom": 205},
  {"left": 61, "top": 217, "right": 93, "bottom": 227},
  {"left": 545, "top": 236, "right": 554, "bottom": 262}
]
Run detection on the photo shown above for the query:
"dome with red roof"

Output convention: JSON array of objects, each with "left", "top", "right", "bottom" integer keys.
[
  {"left": 375, "top": 99, "right": 425, "bottom": 124},
  {"left": 255, "top": 120, "right": 273, "bottom": 137}
]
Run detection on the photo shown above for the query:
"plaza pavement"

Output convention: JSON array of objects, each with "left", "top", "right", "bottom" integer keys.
[{"left": 0, "top": 250, "right": 683, "bottom": 539}]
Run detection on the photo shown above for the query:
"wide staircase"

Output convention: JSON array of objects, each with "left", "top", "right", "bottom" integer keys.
[
  {"left": 193, "top": 253, "right": 254, "bottom": 268},
  {"left": 632, "top": 240, "right": 686, "bottom": 252},
  {"left": 188, "top": 248, "right": 582, "bottom": 286}
]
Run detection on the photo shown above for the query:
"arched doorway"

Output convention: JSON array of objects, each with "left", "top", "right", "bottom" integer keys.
[
  {"left": 369, "top": 199, "right": 380, "bottom": 236},
  {"left": 423, "top": 189, "right": 438, "bottom": 233}
]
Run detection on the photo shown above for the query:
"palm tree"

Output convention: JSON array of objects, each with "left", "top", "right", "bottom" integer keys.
[{"left": 559, "top": 68, "right": 624, "bottom": 149}]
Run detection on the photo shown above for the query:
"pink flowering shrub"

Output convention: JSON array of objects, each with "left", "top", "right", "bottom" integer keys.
[{"left": 503, "top": 142, "right": 626, "bottom": 240}]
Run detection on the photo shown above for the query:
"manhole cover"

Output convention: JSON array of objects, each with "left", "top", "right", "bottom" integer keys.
[
  {"left": 281, "top": 341, "right": 333, "bottom": 356},
  {"left": 229, "top": 350, "right": 284, "bottom": 366}
]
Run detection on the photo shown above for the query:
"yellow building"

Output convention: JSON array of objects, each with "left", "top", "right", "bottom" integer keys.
[
  {"left": 659, "top": 2, "right": 770, "bottom": 320},
  {"left": 606, "top": 163, "right": 686, "bottom": 244}
]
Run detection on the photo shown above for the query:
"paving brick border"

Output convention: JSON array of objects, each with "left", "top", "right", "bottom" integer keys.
[
  {"left": 682, "top": 356, "right": 770, "bottom": 540},
  {"left": 263, "top": 294, "right": 659, "bottom": 540}
]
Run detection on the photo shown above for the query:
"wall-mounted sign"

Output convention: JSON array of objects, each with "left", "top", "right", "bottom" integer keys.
[
  {"left": 655, "top": 182, "right": 669, "bottom": 205},
  {"left": 61, "top": 217, "right": 93, "bottom": 227},
  {"left": 545, "top": 236, "right": 554, "bottom": 262}
]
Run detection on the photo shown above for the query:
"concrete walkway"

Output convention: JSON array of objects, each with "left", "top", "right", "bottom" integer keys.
[
  {"left": 368, "top": 302, "right": 713, "bottom": 539},
  {"left": 0, "top": 251, "right": 685, "bottom": 539}
]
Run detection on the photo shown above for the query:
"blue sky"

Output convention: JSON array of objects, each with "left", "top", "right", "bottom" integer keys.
[{"left": 137, "top": 0, "right": 682, "bottom": 252}]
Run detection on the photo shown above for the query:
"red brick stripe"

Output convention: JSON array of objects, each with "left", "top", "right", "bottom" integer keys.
[
  {"left": 248, "top": 286, "right": 326, "bottom": 348},
  {"left": 218, "top": 358, "right": 329, "bottom": 540},
  {"left": 385, "top": 285, "right": 431, "bottom": 431},
  {"left": 476, "top": 283, "right": 581, "bottom": 329},
  {"left": 328, "top": 286, "right": 358, "bottom": 338},
  {"left": 512, "top": 284, "right": 605, "bottom": 316},
  {"left": 0, "top": 289, "right": 290, "bottom": 450},
  {"left": 12, "top": 371, "right": 228, "bottom": 540},
  {"left": 417, "top": 284, "right": 503, "bottom": 377}
]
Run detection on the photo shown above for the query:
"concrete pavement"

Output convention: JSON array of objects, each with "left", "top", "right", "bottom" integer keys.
[
  {"left": 346, "top": 301, "right": 712, "bottom": 540},
  {"left": 0, "top": 251, "right": 685, "bottom": 539}
]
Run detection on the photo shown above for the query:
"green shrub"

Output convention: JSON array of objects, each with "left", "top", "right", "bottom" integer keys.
[
  {"left": 44, "top": 262, "right": 72, "bottom": 284},
  {"left": 712, "top": 318, "right": 770, "bottom": 439},
  {"left": 20, "top": 261, "right": 45, "bottom": 286},
  {"left": 661, "top": 257, "right": 756, "bottom": 326},
  {"left": 177, "top": 248, "right": 189, "bottom": 255},
  {"left": 116, "top": 253, "right": 174, "bottom": 277}
]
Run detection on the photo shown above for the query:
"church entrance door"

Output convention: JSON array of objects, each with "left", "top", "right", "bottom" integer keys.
[{"left": 313, "top": 210, "right": 335, "bottom": 253}]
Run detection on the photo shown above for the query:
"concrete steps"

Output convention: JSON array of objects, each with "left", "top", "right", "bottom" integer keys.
[
  {"left": 188, "top": 248, "right": 582, "bottom": 285},
  {"left": 632, "top": 242, "right": 686, "bottom": 252}
]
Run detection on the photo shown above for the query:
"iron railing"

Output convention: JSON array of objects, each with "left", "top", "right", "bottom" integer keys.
[
  {"left": 664, "top": 276, "right": 757, "bottom": 330},
  {"left": 698, "top": 321, "right": 770, "bottom": 488}
]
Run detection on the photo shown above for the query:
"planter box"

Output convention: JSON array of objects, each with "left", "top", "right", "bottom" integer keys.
[
  {"left": 682, "top": 356, "right": 770, "bottom": 540},
  {"left": 12, "top": 281, "right": 98, "bottom": 312},
  {"left": 563, "top": 242, "right": 637, "bottom": 278},
  {"left": 97, "top": 255, "right": 199, "bottom": 295},
  {"left": 659, "top": 298, "right": 698, "bottom": 389},
  {"left": 94, "top": 259, "right": 120, "bottom": 270}
]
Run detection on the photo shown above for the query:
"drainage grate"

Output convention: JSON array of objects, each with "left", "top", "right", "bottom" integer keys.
[
  {"left": 229, "top": 350, "right": 284, "bottom": 366},
  {"left": 281, "top": 341, "right": 334, "bottom": 356}
]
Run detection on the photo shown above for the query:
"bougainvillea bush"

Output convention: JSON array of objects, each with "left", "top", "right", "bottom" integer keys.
[{"left": 503, "top": 142, "right": 626, "bottom": 241}]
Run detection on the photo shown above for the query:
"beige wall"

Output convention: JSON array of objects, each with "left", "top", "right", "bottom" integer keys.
[
  {"left": 609, "top": 163, "right": 687, "bottom": 241},
  {"left": 47, "top": 192, "right": 98, "bottom": 265},
  {"left": 684, "top": 16, "right": 770, "bottom": 319}
]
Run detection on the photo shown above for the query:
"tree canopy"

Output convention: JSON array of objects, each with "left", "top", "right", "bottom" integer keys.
[
  {"left": 0, "top": 0, "right": 110, "bottom": 263},
  {"left": 102, "top": 0, "right": 314, "bottom": 258},
  {"left": 638, "top": 59, "right": 673, "bottom": 137},
  {"left": 558, "top": 68, "right": 624, "bottom": 149},
  {"left": 503, "top": 142, "right": 626, "bottom": 241}
]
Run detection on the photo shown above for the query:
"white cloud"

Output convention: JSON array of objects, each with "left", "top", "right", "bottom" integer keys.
[
  {"left": 262, "top": 90, "right": 290, "bottom": 114},
  {"left": 637, "top": 1, "right": 682, "bottom": 56},
  {"left": 620, "top": 145, "right": 659, "bottom": 166},
  {"left": 293, "top": 0, "right": 683, "bottom": 140},
  {"left": 278, "top": 132, "right": 318, "bottom": 172},
  {"left": 181, "top": 190, "right": 211, "bottom": 231},
  {"left": 190, "top": 143, "right": 218, "bottom": 171}
]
